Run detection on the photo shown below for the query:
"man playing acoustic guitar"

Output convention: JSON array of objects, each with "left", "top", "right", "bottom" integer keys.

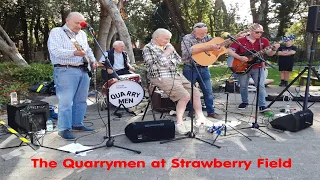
[
  {"left": 227, "top": 24, "right": 280, "bottom": 112},
  {"left": 181, "top": 22, "right": 221, "bottom": 119}
]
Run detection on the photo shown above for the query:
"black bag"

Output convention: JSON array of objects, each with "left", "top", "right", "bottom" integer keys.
[{"left": 30, "top": 81, "right": 55, "bottom": 95}]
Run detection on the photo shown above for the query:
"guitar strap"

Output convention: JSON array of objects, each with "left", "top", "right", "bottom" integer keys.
[{"left": 62, "top": 28, "right": 87, "bottom": 66}]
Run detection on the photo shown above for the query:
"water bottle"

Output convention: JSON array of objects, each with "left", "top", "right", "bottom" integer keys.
[
  {"left": 10, "top": 90, "right": 18, "bottom": 105},
  {"left": 285, "top": 103, "right": 290, "bottom": 114},
  {"left": 46, "top": 118, "right": 53, "bottom": 132},
  {"left": 198, "top": 122, "right": 206, "bottom": 137}
]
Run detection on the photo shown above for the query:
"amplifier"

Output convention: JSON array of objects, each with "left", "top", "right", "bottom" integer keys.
[
  {"left": 125, "top": 120, "right": 175, "bottom": 143},
  {"left": 7, "top": 101, "right": 49, "bottom": 133},
  {"left": 270, "top": 109, "right": 313, "bottom": 132}
]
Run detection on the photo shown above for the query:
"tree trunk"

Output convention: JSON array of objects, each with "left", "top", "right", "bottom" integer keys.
[
  {"left": 43, "top": 18, "right": 49, "bottom": 61},
  {"left": 0, "top": 25, "right": 28, "bottom": 66},
  {"left": 35, "top": 15, "right": 42, "bottom": 51},
  {"left": 95, "top": 5, "right": 112, "bottom": 60},
  {"left": 20, "top": 5, "right": 30, "bottom": 62},
  {"left": 100, "top": 0, "right": 135, "bottom": 64},
  {"left": 163, "top": 0, "right": 188, "bottom": 35}
]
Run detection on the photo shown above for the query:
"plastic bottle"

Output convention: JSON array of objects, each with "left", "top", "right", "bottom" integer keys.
[
  {"left": 46, "top": 118, "right": 53, "bottom": 132},
  {"left": 10, "top": 90, "right": 18, "bottom": 105},
  {"left": 285, "top": 103, "right": 290, "bottom": 114},
  {"left": 198, "top": 122, "right": 206, "bottom": 137}
]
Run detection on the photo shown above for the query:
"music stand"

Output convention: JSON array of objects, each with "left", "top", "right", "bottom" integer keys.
[
  {"left": 228, "top": 35, "right": 275, "bottom": 140},
  {"left": 76, "top": 24, "right": 141, "bottom": 154},
  {"left": 160, "top": 33, "right": 221, "bottom": 148}
]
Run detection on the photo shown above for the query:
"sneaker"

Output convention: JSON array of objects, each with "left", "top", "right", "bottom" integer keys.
[
  {"left": 175, "top": 124, "right": 187, "bottom": 135},
  {"left": 58, "top": 130, "right": 75, "bottom": 140},
  {"left": 259, "top": 106, "right": 270, "bottom": 113},
  {"left": 72, "top": 126, "right": 94, "bottom": 131},
  {"left": 238, "top": 103, "right": 249, "bottom": 110},
  {"left": 207, "top": 112, "right": 220, "bottom": 119}
]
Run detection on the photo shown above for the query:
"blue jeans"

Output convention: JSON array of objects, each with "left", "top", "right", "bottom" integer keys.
[
  {"left": 54, "top": 67, "right": 90, "bottom": 131},
  {"left": 238, "top": 68, "right": 266, "bottom": 107},
  {"left": 183, "top": 64, "right": 214, "bottom": 114}
]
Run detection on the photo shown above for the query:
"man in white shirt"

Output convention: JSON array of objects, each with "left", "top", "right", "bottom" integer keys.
[
  {"left": 99, "top": 41, "right": 135, "bottom": 80},
  {"left": 48, "top": 12, "right": 95, "bottom": 140}
]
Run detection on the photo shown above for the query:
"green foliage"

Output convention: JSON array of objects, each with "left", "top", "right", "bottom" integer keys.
[
  {"left": 0, "top": 62, "right": 53, "bottom": 104},
  {"left": 12, "top": 63, "right": 53, "bottom": 84}
]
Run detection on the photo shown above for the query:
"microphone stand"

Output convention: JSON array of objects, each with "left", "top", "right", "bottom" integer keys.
[
  {"left": 76, "top": 25, "right": 141, "bottom": 154},
  {"left": 160, "top": 33, "right": 221, "bottom": 148},
  {"left": 228, "top": 36, "right": 275, "bottom": 140}
]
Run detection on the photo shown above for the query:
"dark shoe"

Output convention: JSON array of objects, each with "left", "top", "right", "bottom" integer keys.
[
  {"left": 58, "top": 130, "right": 75, "bottom": 140},
  {"left": 238, "top": 103, "right": 249, "bottom": 110},
  {"left": 207, "top": 112, "right": 220, "bottom": 119},
  {"left": 72, "top": 126, "right": 94, "bottom": 131},
  {"left": 259, "top": 106, "right": 271, "bottom": 113}
]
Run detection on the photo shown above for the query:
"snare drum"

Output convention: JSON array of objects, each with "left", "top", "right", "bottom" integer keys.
[
  {"left": 119, "top": 74, "right": 141, "bottom": 83},
  {"left": 102, "top": 80, "right": 144, "bottom": 108}
]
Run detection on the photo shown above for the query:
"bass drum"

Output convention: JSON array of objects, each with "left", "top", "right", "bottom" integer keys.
[{"left": 103, "top": 80, "right": 144, "bottom": 108}]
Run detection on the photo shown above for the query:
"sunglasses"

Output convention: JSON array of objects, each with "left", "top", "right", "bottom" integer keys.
[
  {"left": 194, "top": 23, "right": 207, "bottom": 29},
  {"left": 254, "top": 31, "right": 264, "bottom": 34}
]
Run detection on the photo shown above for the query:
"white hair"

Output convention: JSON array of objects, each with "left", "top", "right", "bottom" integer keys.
[
  {"left": 66, "top": 12, "right": 84, "bottom": 19},
  {"left": 113, "top": 41, "right": 124, "bottom": 48},
  {"left": 152, "top": 28, "right": 172, "bottom": 40}
]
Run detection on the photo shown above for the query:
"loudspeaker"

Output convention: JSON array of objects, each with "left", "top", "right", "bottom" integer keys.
[
  {"left": 270, "top": 109, "right": 313, "bottom": 132},
  {"left": 306, "top": 6, "right": 320, "bottom": 32},
  {"left": 125, "top": 120, "right": 175, "bottom": 143},
  {"left": 7, "top": 101, "right": 49, "bottom": 133}
]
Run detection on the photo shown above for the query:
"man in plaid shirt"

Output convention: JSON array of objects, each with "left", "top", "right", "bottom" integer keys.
[
  {"left": 143, "top": 28, "right": 212, "bottom": 134},
  {"left": 181, "top": 22, "right": 221, "bottom": 120}
]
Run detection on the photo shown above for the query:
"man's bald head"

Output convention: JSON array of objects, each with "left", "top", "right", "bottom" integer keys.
[{"left": 66, "top": 12, "right": 85, "bottom": 33}]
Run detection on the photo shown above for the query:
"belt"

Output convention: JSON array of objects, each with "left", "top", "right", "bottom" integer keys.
[
  {"left": 184, "top": 64, "right": 207, "bottom": 68},
  {"left": 54, "top": 64, "right": 83, "bottom": 68}
]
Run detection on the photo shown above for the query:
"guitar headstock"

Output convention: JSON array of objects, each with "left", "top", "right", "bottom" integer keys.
[{"left": 281, "top": 34, "right": 296, "bottom": 43}]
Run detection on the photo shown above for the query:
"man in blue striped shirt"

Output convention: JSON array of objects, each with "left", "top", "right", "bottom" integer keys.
[{"left": 48, "top": 12, "right": 95, "bottom": 140}]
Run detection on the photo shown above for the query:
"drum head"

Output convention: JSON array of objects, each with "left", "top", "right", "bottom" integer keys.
[{"left": 109, "top": 80, "right": 144, "bottom": 108}]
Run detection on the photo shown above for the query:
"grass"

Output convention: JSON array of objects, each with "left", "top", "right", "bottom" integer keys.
[{"left": 209, "top": 66, "right": 320, "bottom": 86}]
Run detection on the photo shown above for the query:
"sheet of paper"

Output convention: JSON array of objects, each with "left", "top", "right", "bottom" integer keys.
[{"left": 58, "top": 143, "right": 93, "bottom": 156}]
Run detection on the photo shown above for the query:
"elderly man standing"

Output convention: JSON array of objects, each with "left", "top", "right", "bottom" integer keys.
[
  {"left": 48, "top": 12, "right": 95, "bottom": 140},
  {"left": 143, "top": 28, "right": 212, "bottom": 134},
  {"left": 181, "top": 22, "right": 221, "bottom": 120}
]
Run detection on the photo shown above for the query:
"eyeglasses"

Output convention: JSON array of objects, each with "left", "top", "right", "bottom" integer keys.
[
  {"left": 254, "top": 31, "right": 264, "bottom": 34},
  {"left": 194, "top": 23, "right": 207, "bottom": 29}
]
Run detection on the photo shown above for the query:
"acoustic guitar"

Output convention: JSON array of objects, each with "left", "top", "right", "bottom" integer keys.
[
  {"left": 227, "top": 34, "right": 296, "bottom": 74},
  {"left": 191, "top": 23, "right": 261, "bottom": 66}
]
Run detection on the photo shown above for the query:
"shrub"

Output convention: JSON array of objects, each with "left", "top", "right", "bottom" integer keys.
[{"left": 0, "top": 62, "right": 53, "bottom": 104}]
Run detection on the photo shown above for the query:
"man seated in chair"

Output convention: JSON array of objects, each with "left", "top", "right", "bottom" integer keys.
[
  {"left": 98, "top": 40, "right": 136, "bottom": 81},
  {"left": 143, "top": 28, "right": 212, "bottom": 135}
]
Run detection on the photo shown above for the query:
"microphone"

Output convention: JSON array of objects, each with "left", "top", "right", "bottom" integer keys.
[
  {"left": 80, "top": 22, "right": 96, "bottom": 35},
  {"left": 227, "top": 34, "right": 236, "bottom": 41}
]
